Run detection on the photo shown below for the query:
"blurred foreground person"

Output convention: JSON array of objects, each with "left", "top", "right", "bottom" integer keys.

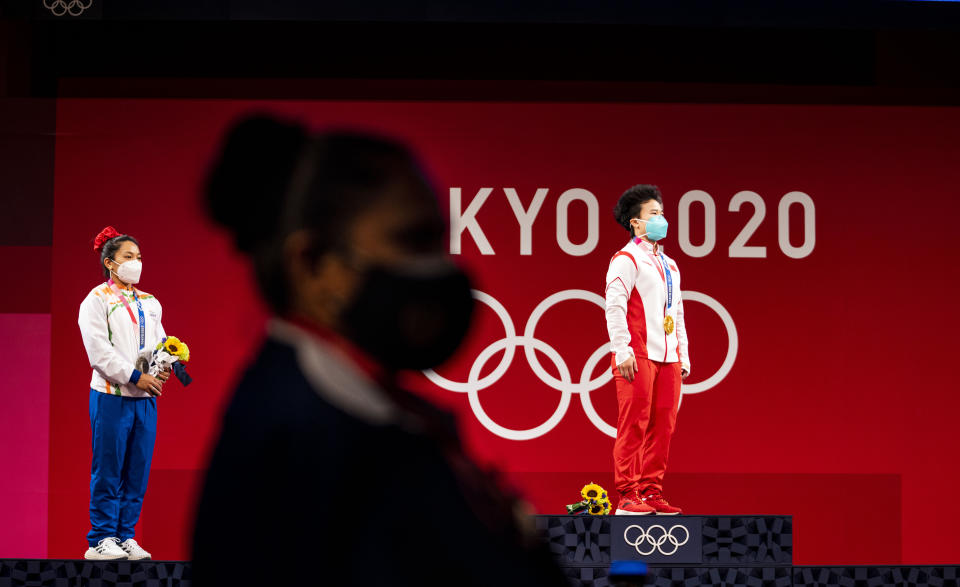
[{"left": 191, "top": 116, "right": 567, "bottom": 586}]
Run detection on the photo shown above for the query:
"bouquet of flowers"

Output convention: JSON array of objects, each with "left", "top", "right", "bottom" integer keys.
[
  {"left": 149, "top": 336, "right": 192, "bottom": 386},
  {"left": 565, "top": 482, "right": 612, "bottom": 515}
]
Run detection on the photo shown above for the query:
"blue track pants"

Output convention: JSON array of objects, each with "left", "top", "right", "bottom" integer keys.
[{"left": 87, "top": 389, "right": 157, "bottom": 547}]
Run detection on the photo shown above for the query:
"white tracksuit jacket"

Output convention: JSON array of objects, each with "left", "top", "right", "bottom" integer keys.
[
  {"left": 604, "top": 238, "right": 691, "bottom": 373},
  {"left": 78, "top": 281, "right": 166, "bottom": 397}
]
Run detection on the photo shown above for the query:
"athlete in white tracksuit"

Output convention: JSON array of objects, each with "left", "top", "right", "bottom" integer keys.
[
  {"left": 605, "top": 185, "right": 690, "bottom": 515},
  {"left": 78, "top": 227, "right": 168, "bottom": 560}
]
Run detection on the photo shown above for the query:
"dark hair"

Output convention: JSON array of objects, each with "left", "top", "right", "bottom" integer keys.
[
  {"left": 205, "top": 114, "right": 433, "bottom": 314},
  {"left": 613, "top": 184, "right": 663, "bottom": 233},
  {"left": 99, "top": 235, "right": 140, "bottom": 279}
]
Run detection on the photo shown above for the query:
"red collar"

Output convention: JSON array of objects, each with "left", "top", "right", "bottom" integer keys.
[
  {"left": 284, "top": 315, "right": 388, "bottom": 383},
  {"left": 632, "top": 237, "right": 660, "bottom": 255},
  {"left": 107, "top": 278, "right": 136, "bottom": 292}
]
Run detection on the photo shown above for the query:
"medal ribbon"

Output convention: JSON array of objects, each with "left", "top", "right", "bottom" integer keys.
[{"left": 659, "top": 253, "right": 673, "bottom": 310}]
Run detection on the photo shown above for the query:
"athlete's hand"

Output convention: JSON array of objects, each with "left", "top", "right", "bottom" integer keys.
[
  {"left": 136, "top": 373, "right": 163, "bottom": 397},
  {"left": 681, "top": 368, "right": 689, "bottom": 381},
  {"left": 157, "top": 368, "right": 170, "bottom": 383},
  {"left": 618, "top": 356, "right": 637, "bottom": 382}
]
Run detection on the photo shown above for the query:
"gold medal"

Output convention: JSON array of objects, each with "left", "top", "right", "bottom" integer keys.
[{"left": 663, "top": 316, "right": 675, "bottom": 335}]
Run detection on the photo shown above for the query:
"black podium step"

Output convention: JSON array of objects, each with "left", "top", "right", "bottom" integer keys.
[
  {"left": 536, "top": 515, "right": 960, "bottom": 586},
  {"left": 556, "top": 565, "right": 960, "bottom": 587},
  {"left": 536, "top": 514, "right": 794, "bottom": 568},
  {"left": 0, "top": 559, "right": 190, "bottom": 587}
]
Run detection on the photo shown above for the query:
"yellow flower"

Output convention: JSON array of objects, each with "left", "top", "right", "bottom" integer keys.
[
  {"left": 580, "top": 483, "right": 606, "bottom": 502},
  {"left": 588, "top": 500, "right": 610, "bottom": 515},
  {"left": 164, "top": 336, "right": 183, "bottom": 356},
  {"left": 584, "top": 498, "right": 612, "bottom": 516},
  {"left": 179, "top": 342, "right": 190, "bottom": 362}
]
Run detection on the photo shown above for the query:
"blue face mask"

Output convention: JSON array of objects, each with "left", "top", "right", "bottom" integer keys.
[{"left": 635, "top": 215, "right": 668, "bottom": 241}]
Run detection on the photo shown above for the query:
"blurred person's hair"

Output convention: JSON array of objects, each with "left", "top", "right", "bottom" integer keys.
[{"left": 205, "top": 115, "right": 435, "bottom": 314}]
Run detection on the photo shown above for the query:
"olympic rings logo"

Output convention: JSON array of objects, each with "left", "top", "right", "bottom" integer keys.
[
  {"left": 43, "top": 0, "right": 93, "bottom": 16},
  {"left": 624, "top": 524, "right": 690, "bottom": 556},
  {"left": 423, "top": 289, "right": 737, "bottom": 440}
]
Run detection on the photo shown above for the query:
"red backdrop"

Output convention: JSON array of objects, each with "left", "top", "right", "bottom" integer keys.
[{"left": 48, "top": 99, "right": 960, "bottom": 564}]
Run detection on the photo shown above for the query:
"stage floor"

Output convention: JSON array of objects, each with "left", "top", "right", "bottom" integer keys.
[{"left": 2, "top": 516, "right": 958, "bottom": 586}]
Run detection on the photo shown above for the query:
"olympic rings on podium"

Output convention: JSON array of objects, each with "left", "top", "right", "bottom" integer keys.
[{"left": 624, "top": 524, "right": 690, "bottom": 556}]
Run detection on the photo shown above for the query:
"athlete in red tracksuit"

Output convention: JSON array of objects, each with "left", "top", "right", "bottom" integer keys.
[{"left": 604, "top": 185, "right": 690, "bottom": 515}]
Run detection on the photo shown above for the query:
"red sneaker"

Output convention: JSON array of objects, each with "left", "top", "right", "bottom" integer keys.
[
  {"left": 615, "top": 496, "right": 655, "bottom": 515},
  {"left": 640, "top": 490, "right": 683, "bottom": 515}
]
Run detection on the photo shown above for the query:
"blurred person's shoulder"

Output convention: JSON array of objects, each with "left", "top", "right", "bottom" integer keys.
[{"left": 227, "top": 337, "right": 350, "bottom": 428}]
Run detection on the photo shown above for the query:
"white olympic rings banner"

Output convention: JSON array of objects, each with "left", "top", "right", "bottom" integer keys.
[
  {"left": 424, "top": 289, "right": 738, "bottom": 440},
  {"left": 43, "top": 0, "right": 93, "bottom": 16}
]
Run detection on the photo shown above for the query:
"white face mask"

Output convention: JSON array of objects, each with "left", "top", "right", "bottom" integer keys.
[{"left": 112, "top": 259, "right": 142, "bottom": 284}]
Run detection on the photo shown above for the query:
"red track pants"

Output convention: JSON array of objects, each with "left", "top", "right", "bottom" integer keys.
[{"left": 612, "top": 356, "right": 682, "bottom": 497}]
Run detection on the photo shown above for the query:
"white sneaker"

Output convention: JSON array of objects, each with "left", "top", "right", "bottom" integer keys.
[
  {"left": 118, "top": 538, "right": 152, "bottom": 561},
  {"left": 84, "top": 537, "right": 128, "bottom": 560}
]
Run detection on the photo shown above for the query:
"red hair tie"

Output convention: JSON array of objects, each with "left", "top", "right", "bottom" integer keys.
[{"left": 93, "top": 226, "right": 122, "bottom": 253}]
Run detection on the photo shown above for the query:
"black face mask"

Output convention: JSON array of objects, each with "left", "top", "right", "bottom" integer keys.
[{"left": 339, "top": 259, "right": 475, "bottom": 371}]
